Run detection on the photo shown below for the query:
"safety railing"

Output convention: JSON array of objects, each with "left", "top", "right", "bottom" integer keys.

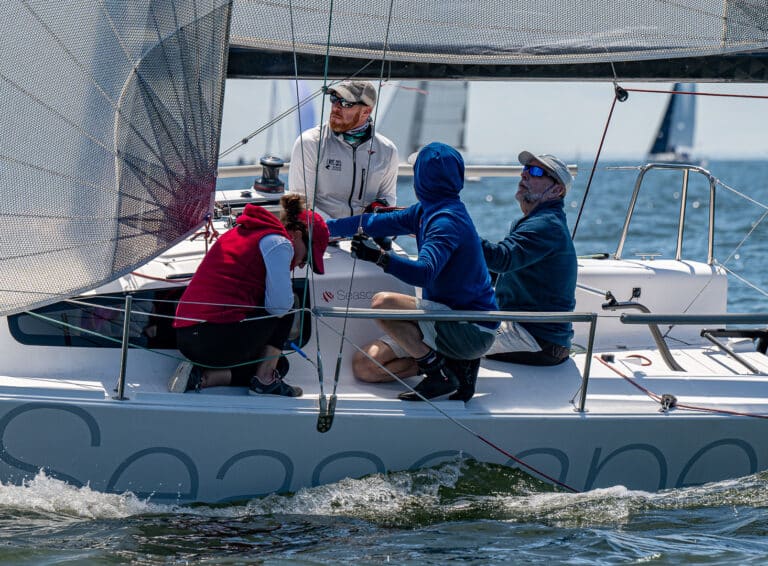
[
  {"left": 620, "top": 312, "right": 768, "bottom": 374},
  {"left": 614, "top": 163, "right": 718, "bottom": 264}
]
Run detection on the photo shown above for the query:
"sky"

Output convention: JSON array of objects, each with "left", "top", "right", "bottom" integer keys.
[{"left": 219, "top": 80, "right": 768, "bottom": 164}]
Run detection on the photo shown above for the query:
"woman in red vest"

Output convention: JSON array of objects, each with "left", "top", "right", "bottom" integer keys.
[{"left": 171, "top": 194, "right": 329, "bottom": 397}]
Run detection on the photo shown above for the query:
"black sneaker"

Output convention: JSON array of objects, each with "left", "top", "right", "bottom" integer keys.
[
  {"left": 448, "top": 358, "right": 481, "bottom": 402},
  {"left": 249, "top": 365, "right": 302, "bottom": 397},
  {"left": 398, "top": 363, "right": 459, "bottom": 401}
]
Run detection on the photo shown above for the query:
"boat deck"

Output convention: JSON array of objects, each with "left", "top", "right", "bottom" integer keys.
[{"left": 2, "top": 340, "right": 767, "bottom": 419}]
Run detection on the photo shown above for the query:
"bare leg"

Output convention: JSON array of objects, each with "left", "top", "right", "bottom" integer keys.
[
  {"left": 371, "top": 292, "right": 431, "bottom": 359},
  {"left": 253, "top": 344, "right": 281, "bottom": 385},
  {"left": 200, "top": 368, "right": 232, "bottom": 388},
  {"left": 352, "top": 340, "right": 419, "bottom": 383}
]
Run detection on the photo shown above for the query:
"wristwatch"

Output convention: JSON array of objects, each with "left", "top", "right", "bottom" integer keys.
[{"left": 376, "top": 251, "right": 390, "bottom": 270}]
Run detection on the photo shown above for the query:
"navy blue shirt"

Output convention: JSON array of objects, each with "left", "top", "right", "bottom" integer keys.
[{"left": 481, "top": 199, "right": 576, "bottom": 347}]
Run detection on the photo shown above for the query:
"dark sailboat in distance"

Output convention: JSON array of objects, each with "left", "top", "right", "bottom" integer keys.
[{"left": 647, "top": 83, "right": 700, "bottom": 164}]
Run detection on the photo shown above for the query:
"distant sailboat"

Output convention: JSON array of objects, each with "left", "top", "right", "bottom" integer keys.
[
  {"left": 377, "top": 81, "right": 468, "bottom": 161},
  {"left": 647, "top": 83, "right": 700, "bottom": 164}
]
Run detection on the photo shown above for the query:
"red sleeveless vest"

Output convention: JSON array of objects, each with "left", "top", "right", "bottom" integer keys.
[{"left": 174, "top": 204, "right": 291, "bottom": 327}]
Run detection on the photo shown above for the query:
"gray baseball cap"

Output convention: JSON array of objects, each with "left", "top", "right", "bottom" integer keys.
[
  {"left": 327, "top": 80, "right": 376, "bottom": 107},
  {"left": 518, "top": 151, "right": 573, "bottom": 193}
]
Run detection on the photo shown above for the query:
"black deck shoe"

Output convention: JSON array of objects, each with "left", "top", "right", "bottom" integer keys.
[
  {"left": 249, "top": 375, "right": 302, "bottom": 397},
  {"left": 448, "top": 358, "right": 481, "bottom": 402},
  {"left": 399, "top": 362, "right": 459, "bottom": 401}
]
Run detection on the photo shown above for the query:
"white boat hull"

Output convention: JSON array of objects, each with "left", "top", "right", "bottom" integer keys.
[{"left": 0, "top": 225, "right": 766, "bottom": 501}]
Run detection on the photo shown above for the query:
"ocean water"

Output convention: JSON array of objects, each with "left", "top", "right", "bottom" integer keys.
[{"left": 2, "top": 160, "right": 768, "bottom": 564}]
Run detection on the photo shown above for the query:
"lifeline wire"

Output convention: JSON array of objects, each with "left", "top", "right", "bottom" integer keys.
[{"left": 571, "top": 86, "right": 620, "bottom": 240}]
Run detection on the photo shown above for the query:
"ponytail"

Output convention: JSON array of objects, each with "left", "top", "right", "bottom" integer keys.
[{"left": 280, "top": 193, "right": 308, "bottom": 234}]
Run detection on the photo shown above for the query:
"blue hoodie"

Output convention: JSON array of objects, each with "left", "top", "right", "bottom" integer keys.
[{"left": 327, "top": 142, "right": 498, "bottom": 328}]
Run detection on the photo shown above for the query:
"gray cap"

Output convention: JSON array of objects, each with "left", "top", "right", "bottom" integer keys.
[
  {"left": 518, "top": 151, "right": 573, "bottom": 193},
  {"left": 327, "top": 80, "right": 376, "bottom": 107}
]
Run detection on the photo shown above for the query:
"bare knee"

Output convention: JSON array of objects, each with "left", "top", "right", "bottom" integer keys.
[
  {"left": 371, "top": 292, "right": 395, "bottom": 310},
  {"left": 352, "top": 350, "right": 377, "bottom": 382},
  {"left": 352, "top": 342, "right": 395, "bottom": 383}
]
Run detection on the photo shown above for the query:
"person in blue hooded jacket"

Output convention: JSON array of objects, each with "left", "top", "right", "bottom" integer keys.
[
  {"left": 480, "top": 151, "right": 577, "bottom": 366},
  {"left": 325, "top": 142, "right": 498, "bottom": 401}
]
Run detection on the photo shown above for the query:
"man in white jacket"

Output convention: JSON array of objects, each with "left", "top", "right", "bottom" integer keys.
[{"left": 288, "top": 80, "right": 399, "bottom": 218}]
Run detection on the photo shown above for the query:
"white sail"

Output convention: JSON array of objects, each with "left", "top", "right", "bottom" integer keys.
[
  {"left": 378, "top": 81, "right": 468, "bottom": 160},
  {"left": 0, "top": 1, "right": 231, "bottom": 316}
]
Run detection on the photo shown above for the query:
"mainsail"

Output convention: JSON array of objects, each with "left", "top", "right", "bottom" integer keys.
[
  {"left": 228, "top": 1, "right": 768, "bottom": 80},
  {"left": 648, "top": 83, "right": 697, "bottom": 162},
  {"left": 0, "top": 1, "right": 231, "bottom": 316}
]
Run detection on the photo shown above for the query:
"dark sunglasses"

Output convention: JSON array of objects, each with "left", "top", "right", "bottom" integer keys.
[
  {"left": 523, "top": 164, "right": 551, "bottom": 178},
  {"left": 329, "top": 93, "right": 362, "bottom": 109}
]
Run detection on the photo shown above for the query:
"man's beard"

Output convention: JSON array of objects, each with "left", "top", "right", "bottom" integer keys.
[{"left": 329, "top": 108, "right": 366, "bottom": 133}]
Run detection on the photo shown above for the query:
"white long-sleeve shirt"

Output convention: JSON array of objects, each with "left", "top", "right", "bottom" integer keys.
[
  {"left": 288, "top": 123, "right": 398, "bottom": 218},
  {"left": 260, "top": 234, "right": 295, "bottom": 316}
]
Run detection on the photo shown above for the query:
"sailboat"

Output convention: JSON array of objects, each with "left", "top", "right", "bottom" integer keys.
[
  {"left": 647, "top": 83, "right": 699, "bottom": 164},
  {"left": 377, "top": 81, "right": 469, "bottom": 160},
  {"left": 2, "top": 1, "right": 768, "bottom": 502}
]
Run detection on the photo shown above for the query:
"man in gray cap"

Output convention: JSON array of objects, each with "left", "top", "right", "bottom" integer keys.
[
  {"left": 480, "top": 151, "right": 577, "bottom": 367},
  {"left": 288, "top": 80, "right": 398, "bottom": 218}
]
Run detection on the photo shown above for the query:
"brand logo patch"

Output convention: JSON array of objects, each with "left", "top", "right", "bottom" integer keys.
[{"left": 325, "top": 159, "right": 342, "bottom": 171}]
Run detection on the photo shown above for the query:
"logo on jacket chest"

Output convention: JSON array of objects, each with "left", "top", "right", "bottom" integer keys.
[{"left": 325, "top": 159, "right": 342, "bottom": 171}]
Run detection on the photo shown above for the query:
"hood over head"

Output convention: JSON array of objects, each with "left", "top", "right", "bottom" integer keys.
[{"left": 413, "top": 142, "right": 464, "bottom": 205}]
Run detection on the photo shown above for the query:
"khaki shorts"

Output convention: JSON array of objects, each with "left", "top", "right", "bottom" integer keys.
[{"left": 378, "top": 298, "right": 495, "bottom": 360}]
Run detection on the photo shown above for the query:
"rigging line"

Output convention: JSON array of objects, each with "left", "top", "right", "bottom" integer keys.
[
  {"left": 594, "top": 355, "right": 768, "bottom": 419},
  {"left": 286, "top": 0, "right": 314, "bottom": 371},
  {"left": 716, "top": 179, "right": 768, "bottom": 211},
  {"left": 719, "top": 264, "right": 768, "bottom": 299},
  {"left": 218, "top": 88, "right": 324, "bottom": 158},
  {"left": 718, "top": 209, "right": 768, "bottom": 267},
  {"left": 571, "top": 86, "right": 620, "bottom": 240},
  {"left": 66, "top": 296, "right": 302, "bottom": 320},
  {"left": 675, "top": 206, "right": 768, "bottom": 319},
  {"left": 24, "top": 309, "right": 290, "bottom": 370},
  {"left": 305, "top": 0, "right": 338, "bottom": 399},
  {"left": 217, "top": 59, "right": 379, "bottom": 159},
  {"left": 625, "top": 88, "right": 768, "bottom": 101},
  {"left": 327, "top": 0, "right": 399, "bottom": 401},
  {"left": 313, "top": 316, "right": 578, "bottom": 492}
]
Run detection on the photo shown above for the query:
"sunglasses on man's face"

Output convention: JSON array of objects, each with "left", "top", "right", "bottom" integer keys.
[
  {"left": 523, "top": 164, "right": 552, "bottom": 178},
  {"left": 329, "top": 93, "right": 362, "bottom": 108}
]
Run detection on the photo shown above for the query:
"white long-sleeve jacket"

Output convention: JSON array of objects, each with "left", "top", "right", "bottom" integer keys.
[{"left": 288, "top": 123, "right": 398, "bottom": 218}]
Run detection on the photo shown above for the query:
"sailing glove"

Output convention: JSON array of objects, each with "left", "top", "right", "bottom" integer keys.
[{"left": 351, "top": 233, "right": 382, "bottom": 264}]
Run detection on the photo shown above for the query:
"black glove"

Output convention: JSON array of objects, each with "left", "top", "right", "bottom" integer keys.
[
  {"left": 363, "top": 198, "right": 390, "bottom": 214},
  {"left": 351, "top": 233, "right": 382, "bottom": 264}
]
